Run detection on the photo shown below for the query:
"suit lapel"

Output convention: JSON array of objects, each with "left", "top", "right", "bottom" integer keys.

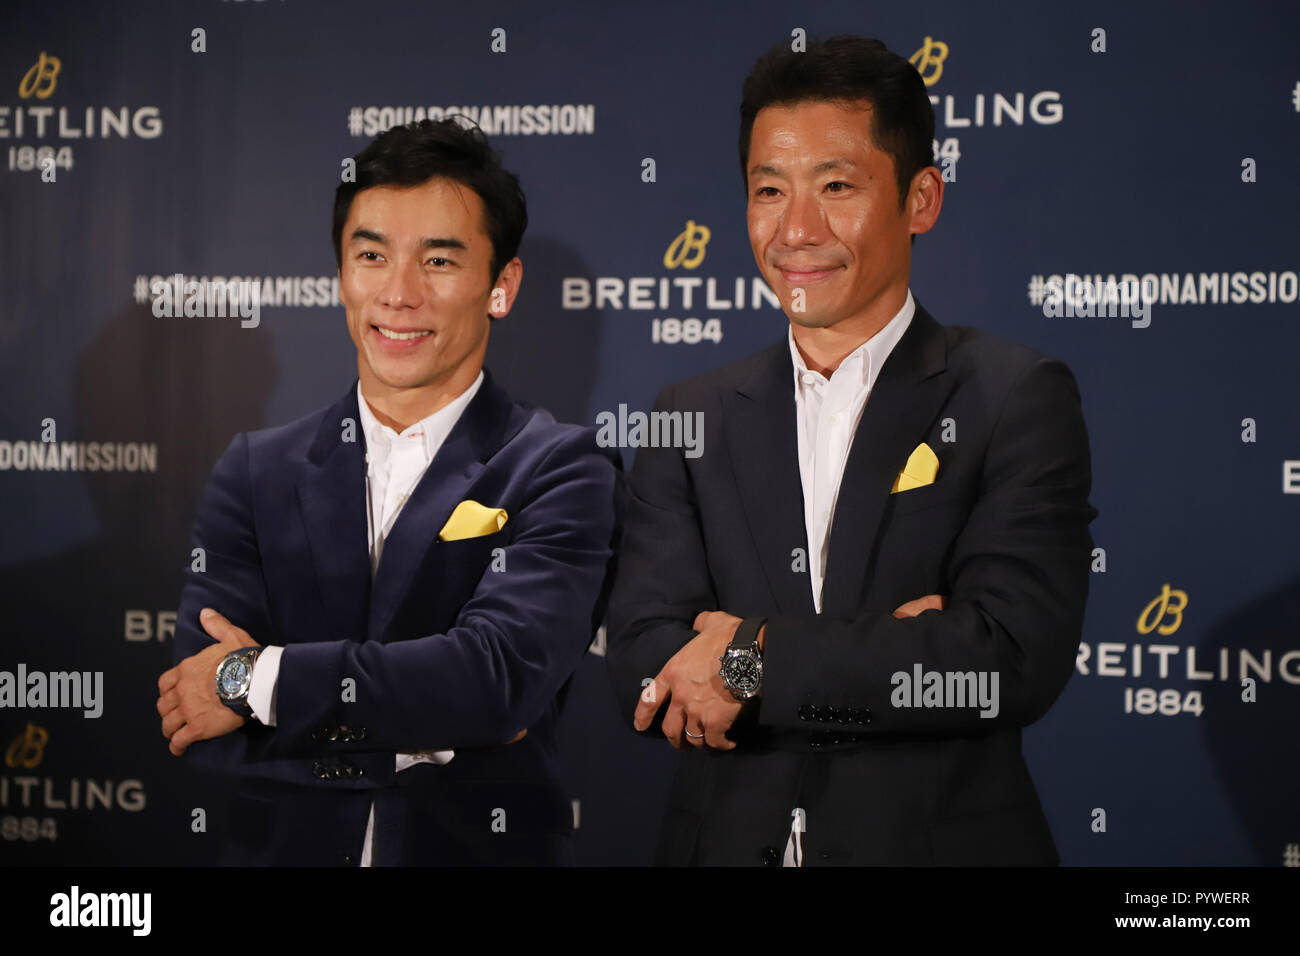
[
  {"left": 297, "top": 384, "right": 372, "bottom": 642},
  {"left": 365, "top": 368, "right": 521, "bottom": 641},
  {"left": 819, "top": 302, "right": 954, "bottom": 617},
  {"left": 725, "top": 342, "right": 816, "bottom": 616}
]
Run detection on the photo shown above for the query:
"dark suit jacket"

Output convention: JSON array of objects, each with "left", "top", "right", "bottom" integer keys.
[
  {"left": 606, "top": 302, "right": 1097, "bottom": 865},
  {"left": 173, "top": 369, "right": 621, "bottom": 865}
]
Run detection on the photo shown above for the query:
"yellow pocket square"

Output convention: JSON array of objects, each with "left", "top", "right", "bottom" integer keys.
[
  {"left": 890, "top": 442, "right": 939, "bottom": 493},
  {"left": 438, "top": 499, "right": 508, "bottom": 541}
]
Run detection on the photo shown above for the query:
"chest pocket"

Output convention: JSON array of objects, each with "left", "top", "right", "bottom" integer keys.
[
  {"left": 873, "top": 482, "right": 971, "bottom": 595},
  {"left": 435, "top": 525, "right": 510, "bottom": 593},
  {"left": 387, "top": 526, "right": 511, "bottom": 639}
]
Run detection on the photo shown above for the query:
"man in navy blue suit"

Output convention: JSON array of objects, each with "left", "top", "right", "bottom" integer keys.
[{"left": 156, "top": 119, "right": 620, "bottom": 866}]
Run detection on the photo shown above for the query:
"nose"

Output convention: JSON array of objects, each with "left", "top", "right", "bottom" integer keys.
[
  {"left": 776, "top": 187, "right": 828, "bottom": 249},
  {"left": 377, "top": 257, "right": 423, "bottom": 309}
]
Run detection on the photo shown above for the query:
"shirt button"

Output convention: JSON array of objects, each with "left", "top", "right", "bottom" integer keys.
[
  {"left": 801, "top": 373, "right": 817, "bottom": 386},
  {"left": 828, "top": 414, "right": 839, "bottom": 424}
]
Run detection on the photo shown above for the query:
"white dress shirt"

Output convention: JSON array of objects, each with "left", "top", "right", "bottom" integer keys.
[
  {"left": 781, "top": 288, "right": 915, "bottom": 865},
  {"left": 245, "top": 372, "right": 485, "bottom": 866}
]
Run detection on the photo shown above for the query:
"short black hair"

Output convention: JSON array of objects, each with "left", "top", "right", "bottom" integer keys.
[
  {"left": 739, "top": 35, "right": 934, "bottom": 210},
  {"left": 332, "top": 118, "right": 527, "bottom": 287}
]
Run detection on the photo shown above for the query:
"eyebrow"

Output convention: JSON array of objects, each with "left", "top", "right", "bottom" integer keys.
[
  {"left": 749, "top": 157, "right": 859, "bottom": 178},
  {"left": 348, "top": 228, "right": 468, "bottom": 252}
]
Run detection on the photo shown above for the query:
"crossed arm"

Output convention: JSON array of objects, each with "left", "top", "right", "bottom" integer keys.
[
  {"left": 609, "top": 358, "right": 1095, "bottom": 749},
  {"left": 157, "top": 428, "right": 619, "bottom": 765}
]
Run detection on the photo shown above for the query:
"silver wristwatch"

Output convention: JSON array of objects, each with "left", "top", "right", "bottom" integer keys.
[
  {"left": 719, "top": 618, "right": 766, "bottom": 699},
  {"left": 215, "top": 646, "right": 262, "bottom": 718}
]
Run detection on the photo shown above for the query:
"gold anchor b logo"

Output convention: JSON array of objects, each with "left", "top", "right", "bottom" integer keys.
[
  {"left": 18, "top": 51, "right": 61, "bottom": 100},
  {"left": 908, "top": 36, "right": 948, "bottom": 87},
  {"left": 663, "top": 220, "right": 711, "bottom": 270},
  {"left": 1137, "top": 583, "right": 1189, "bottom": 636},
  {"left": 5, "top": 722, "right": 49, "bottom": 769}
]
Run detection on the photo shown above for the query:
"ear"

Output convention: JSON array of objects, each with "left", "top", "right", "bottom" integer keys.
[
  {"left": 488, "top": 257, "right": 523, "bottom": 319},
  {"left": 906, "top": 166, "right": 944, "bottom": 237}
]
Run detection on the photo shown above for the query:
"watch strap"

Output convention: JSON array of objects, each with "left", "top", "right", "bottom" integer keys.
[{"left": 730, "top": 617, "right": 767, "bottom": 652}]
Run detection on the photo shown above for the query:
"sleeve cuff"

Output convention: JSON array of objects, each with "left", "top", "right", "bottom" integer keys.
[{"left": 247, "top": 645, "right": 283, "bottom": 726}]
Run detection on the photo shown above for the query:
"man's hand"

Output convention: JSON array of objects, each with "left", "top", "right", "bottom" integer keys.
[
  {"left": 158, "top": 608, "right": 260, "bottom": 756},
  {"left": 634, "top": 610, "right": 745, "bottom": 751},
  {"left": 632, "top": 599, "right": 944, "bottom": 749},
  {"left": 892, "top": 594, "right": 947, "bottom": 619}
]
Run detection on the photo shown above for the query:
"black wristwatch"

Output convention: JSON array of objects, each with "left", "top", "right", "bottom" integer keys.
[
  {"left": 719, "top": 617, "right": 766, "bottom": 700},
  {"left": 215, "top": 646, "right": 262, "bottom": 718}
]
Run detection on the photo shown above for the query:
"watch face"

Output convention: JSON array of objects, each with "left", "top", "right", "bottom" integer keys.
[
  {"left": 725, "top": 655, "right": 760, "bottom": 692},
  {"left": 219, "top": 658, "right": 250, "bottom": 698}
]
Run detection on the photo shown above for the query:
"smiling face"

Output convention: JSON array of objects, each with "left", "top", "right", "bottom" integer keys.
[
  {"left": 746, "top": 99, "right": 940, "bottom": 344},
  {"left": 339, "top": 176, "right": 520, "bottom": 422}
]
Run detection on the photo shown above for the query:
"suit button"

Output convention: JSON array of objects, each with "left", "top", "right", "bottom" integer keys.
[
  {"left": 326, "top": 727, "right": 340, "bottom": 742},
  {"left": 761, "top": 846, "right": 780, "bottom": 866},
  {"left": 328, "top": 766, "right": 343, "bottom": 779},
  {"left": 827, "top": 706, "right": 842, "bottom": 722},
  {"left": 809, "top": 737, "right": 822, "bottom": 750},
  {"left": 312, "top": 725, "right": 329, "bottom": 741},
  {"left": 312, "top": 762, "right": 327, "bottom": 779},
  {"left": 343, "top": 855, "right": 352, "bottom": 865},
  {"left": 797, "top": 705, "right": 814, "bottom": 722},
  {"left": 355, "top": 726, "right": 368, "bottom": 741},
  {"left": 862, "top": 708, "right": 873, "bottom": 723}
]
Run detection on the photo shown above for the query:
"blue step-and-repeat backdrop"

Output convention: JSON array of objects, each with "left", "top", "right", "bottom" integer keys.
[{"left": 1, "top": 0, "right": 1297, "bottom": 866}]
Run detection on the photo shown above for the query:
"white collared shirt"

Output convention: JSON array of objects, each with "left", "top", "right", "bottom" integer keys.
[
  {"left": 789, "top": 289, "right": 914, "bottom": 614},
  {"left": 245, "top": 371, "right": 484, "bottom": 866},
  {"left": 782, "top": 289, "right": 914, "bottom": 866}
]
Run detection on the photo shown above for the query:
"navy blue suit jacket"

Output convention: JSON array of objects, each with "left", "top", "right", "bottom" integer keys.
[
  {"left": 174, "top": 369, "right": 620, "bottom": 865},
  {"left": 607, "top": 303, "right": 1098, "bottom": 865}
]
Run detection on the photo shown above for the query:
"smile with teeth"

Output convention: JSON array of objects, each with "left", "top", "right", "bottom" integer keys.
[{"left": 374, "top": 325, "right": 432, "bottom": 340}]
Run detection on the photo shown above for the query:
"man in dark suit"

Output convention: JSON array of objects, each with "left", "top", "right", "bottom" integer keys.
[
  {"left": 606, "top": 36, "right": 1097, "bottom": 865},
  {"left": 155, "top": 119, "right": 620, "bottom": 865}
]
